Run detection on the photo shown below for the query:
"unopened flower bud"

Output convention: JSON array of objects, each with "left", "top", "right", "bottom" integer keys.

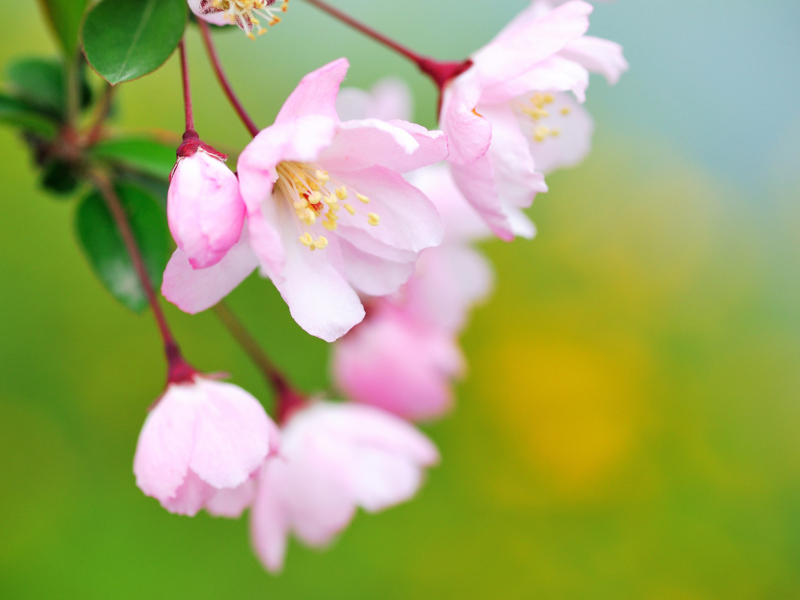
[{"left": 168, "top": 140, "right": 245, "bottom": 270}]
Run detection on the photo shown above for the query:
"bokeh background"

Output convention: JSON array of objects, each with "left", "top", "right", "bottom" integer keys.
[{"left": 2, "top": 0, "right": 800, "bottom": 598}]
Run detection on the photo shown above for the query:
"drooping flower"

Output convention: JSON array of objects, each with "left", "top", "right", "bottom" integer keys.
[
  {"left": 133, "top": 375, "right": 280, "bottom": 517},
  {"left": 333, "top": 164, "right": 493, "bottom": 420},
  {"left": 439, "top": 0, "right": 628, "bottom": 240},
  {"left": 163, "top": 59, "right": 449, "bottom": 342},
  {"left": 187, "top": 0, "right": 288, "bottom": 39},
  {"left": 167, "top": 136, "right": 245, "bottom": 269},
  {"left": 250, "top": 401, "right": 439, "bottom": 572}
]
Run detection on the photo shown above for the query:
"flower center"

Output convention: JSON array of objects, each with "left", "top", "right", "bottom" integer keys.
[
  {"left": 198, "top": 0, "right": 289, "bottom": 39},
  {"left": 274, "top": 162, "right": 380, "bottom": 252},
  {"left": 518, "top": 93, "right": 570, "bottom": 143}
]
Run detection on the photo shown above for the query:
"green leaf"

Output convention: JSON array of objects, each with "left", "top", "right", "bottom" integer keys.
[
  {"left": 37, "top": 0, "right": 90, "bottom": 56},
  {"left": 91, "top": 137, "right": 177, "bottom": 180},
  {"left": 0, "top": 94, "right": 59, "bottom": 137},
  {"left": 75, "top": 182, "right": 170, "bottom": 313},
  {"left": 83, "top": 0, "right": 187, "bottom": 86},
  {"left": 7, "top": 58, "right": 66, "bottom": 118}
]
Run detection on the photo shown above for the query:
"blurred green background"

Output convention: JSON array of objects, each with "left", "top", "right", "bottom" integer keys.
[{"left": 2, "top": 0, "right": 800, "bottom": 598}]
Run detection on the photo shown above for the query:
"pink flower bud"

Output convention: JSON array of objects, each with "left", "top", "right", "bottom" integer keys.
[
  {"left": 133, "top": 376, "right": 279, "bottom": 517},
  {"left": 167, "top": 148, "right": 245, "bottom": 269}
]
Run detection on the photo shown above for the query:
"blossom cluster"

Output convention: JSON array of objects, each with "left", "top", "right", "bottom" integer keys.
[{"left": 131, "top": 0, "right": 627, "bottom": 572}]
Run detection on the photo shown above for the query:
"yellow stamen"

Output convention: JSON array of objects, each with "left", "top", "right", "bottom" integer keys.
[
  {"left": 344, "top": 203, "right": 356, "bottom": 216},
  {"left": 356, "top": 193, "right": 370, "bottom": 204},
  {"left": 367, "top": 213, "right": 380, "bottom": 226}
]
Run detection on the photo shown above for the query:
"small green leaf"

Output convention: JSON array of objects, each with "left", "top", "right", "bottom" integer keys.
[
  {"left": 75, "top": 182, "right": 170, "bottom": 313},
  {"left": 0, "top": 94, "right": 59, "bottom": 137},
  {"left": 83, "top": 0, "right": 187, "bottom": 86},
  {"left": 7, "top": 58, "right": 66, "bottom": 118},
  {"left": 40, "top": 160, "right": 81, "bottom": 196},
  {"left": 37, "top": 0, "right": 90, "bottom": 56},
  {"left": 91, "top": 137, "right": 177, "bottom": 180}
]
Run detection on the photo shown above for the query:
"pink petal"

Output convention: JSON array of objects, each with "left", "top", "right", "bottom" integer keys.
[
  {"left": 333, "top": 312, "right": 463, "bottom": 421},
  {"left": 338, "top": 239, "right": 416, "bottom": 297},
  {"left": 275, "top": 58, "right": 349, "bottom": 124},
  {"left": 167, "top": 151, "right": 245, "bottom": 269},
  {"left": 404, "top": 243, "right": 494, "bottom": 332},
  {"left": 472, "top": 0, "right": 593, "bottom": 87},
  {"left": 316, "top": 119, "right": 420, "bottom": 172},
  {"left": 270, "top": 210, "right": 365, "bottom": 342},
  {"left": 559, "top": 35, "right": 629, "bottom": 85},
  {"left": 480, "top": 55, "right": 590, "bottom": 105},
  {"left": 133, "top": 383, "right": 199, "bottom": 503},
  {"left": 441, "top": 68, "right": 493, "bottom": 165},
  {"left": 161, "top": 230, "right": 259, "bottom": 314},
  {"left": 189, "top": 379, "right": 277, "bottom": 490},
  {"left": 329, "top": 167, "right": 445, "bottom": 253},
  {"left": 206, "top": 477, "right": 257, "bottom": 518},
  {"left": 336, "top": 78, "right": 413, "bottom": 122},
  {"left": 160, "top": 469, "right": 217, "bottom": 517},
  {"left": 381, "top": 121, "right": 449, "bottom": 173},
  {"left": 250, "top": 463, "right": 291, "bottom": 573}
]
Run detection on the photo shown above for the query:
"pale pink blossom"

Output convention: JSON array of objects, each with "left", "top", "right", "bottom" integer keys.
[
  {"left": 187, "top": 0, "right": 288, "bottom": 38},
  {"left": 440, "top": 0, "right": 628, "bottom": 240},
  {"left": 336, "top": 78, "right": 413, "bottom": 123},
  {"left": 333, "top": 165, "right": 493, "bottom": 420},
  {"left": 163, "top": 59, "right": 448, "bottom": 342},
  {"left": 250, "top": 401, "right": 439, "bottom": 572},
  {"left": 133, "top": 375, "right": 279, "bottom": 517},
  {"left": 167, "top": 146, "right": 245, "bottom": 269}
]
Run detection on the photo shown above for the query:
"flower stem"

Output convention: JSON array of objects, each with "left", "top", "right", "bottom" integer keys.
[
  {"left": 197, "top": 20, "right": 260, "bottom": 137},
  {"left": 85, "top": 84, "right": 115, "bottom": 146},
  {"left": 179, "top": 39, "right": 196, "bottom": 134},
  {"left": 88, "top": 171, "right": 194, "bottom": 385},
  {"left": 212, "top": 302, "right": 303, "bottom": 411},
  {"left": 301, "top": 0, "right": 472, "bottom": 92}
]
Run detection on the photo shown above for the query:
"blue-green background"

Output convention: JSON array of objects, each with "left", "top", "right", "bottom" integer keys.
[{"left": 1, "top": 1, "right": 799, "bottom": 598}]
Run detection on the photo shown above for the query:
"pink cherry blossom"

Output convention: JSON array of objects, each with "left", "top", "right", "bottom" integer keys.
[
  {"left": 336, "top": 78, "right": 413, "bottom": 123},
  {"left": 249, "top": 401, "right": 439, "bottom": 572},
  {"left": 167, "top": 147, "right": 245, "bottom": 269},
  {"left": 163, "top": 59, "right": 448, "bottom": 342},
  {"left": 187, "top": 0, "right": 288, "bottom": 38},
  {"left": 440, "top": 0, "right": 628, "bottom": 240},
  {"left": 133, "top": 375, "right": 279, "bottom": 517},
  {"left": 333, "top": 165, "right": 493, "bottom": 421}
]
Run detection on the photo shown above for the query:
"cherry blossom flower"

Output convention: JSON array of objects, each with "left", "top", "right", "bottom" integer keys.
[
  {"left": 163, "top": 59, "right": 448, "bottom": 342},
  {"left": 440, "top": 0, "right": 628, "bottom": 240},
  {"left": 333, "top": 165, "right": 493, "bottom": 420},
  {"left": 250, "top": 401, "right": 439, "bottom": 572},
  {"left": 167, "top": 139, "right": 245, "bottom": 269},
  {"left": 187, "top": 0, "right": 288, "bottom": 39},
  {"left": 133, "top": 375, "right": 280, "bottom": 517}
]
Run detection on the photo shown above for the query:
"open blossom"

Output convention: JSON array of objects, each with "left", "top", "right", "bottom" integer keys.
[
  {"left": 188, "top": 0, "right": 288, "bottom": 38},
  {"left": 250, "top": 401, "right": 439, "bottom": 572},
  {"left": 133, "top": 375, "right": 279, "bottom": 516},
  {"left": 167, "top": 141, "right": 245, "bottom": 269},
  {"left": 440, "top": 0, "right": 628, "bottom": 240},
  {"left": 163, "top": 58, "right": 448, "bottom": 342},
  {"left": 333, "top": 165, "right": 493, "bottom": 420}
]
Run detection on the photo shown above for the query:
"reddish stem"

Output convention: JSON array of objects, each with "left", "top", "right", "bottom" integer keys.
[
  {"left": 197, "top": 20, "right": 260, "bottom": 137},
  {"left": 212, "top": 302, "right": 306, "bottom": 421},
  {"left": 89, "top": 171, "right": 195, "bottom": 386},
  {"left": 179, "top": 39, "right": 196, "bottom": 134},
  {"left": 302, "top": 0, "right": 472, "bottom": 94}
]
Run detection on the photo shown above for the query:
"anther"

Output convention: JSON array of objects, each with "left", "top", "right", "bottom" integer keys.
[
  {"left": 356, "top": 194, "right": 370, "bottom": 204},
  {"left": 344, "top": 203, "right": 356, "bottom": 216},
  {"left": 367, "top": 213, "right": 380, "bottom": 226}
]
